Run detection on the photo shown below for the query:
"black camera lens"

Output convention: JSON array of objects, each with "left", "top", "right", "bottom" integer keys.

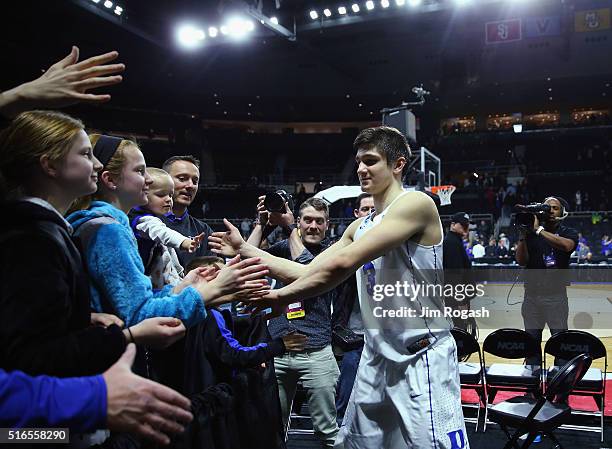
[{"left": 264, "top": 191, "right": 287, "bottom": 213}]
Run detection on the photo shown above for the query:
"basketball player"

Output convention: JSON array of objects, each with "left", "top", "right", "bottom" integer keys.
[{"left": 209, "top": 126, "right": 469, "bottom": 449}]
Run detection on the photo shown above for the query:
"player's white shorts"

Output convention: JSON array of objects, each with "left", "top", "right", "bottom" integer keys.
[{"left": 335, "top": 334, "right": 469, "bottom": 449}]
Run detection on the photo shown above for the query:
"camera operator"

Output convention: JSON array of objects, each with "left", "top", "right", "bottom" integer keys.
[{"left": 515, "top": 197, "right": 578, "bottom": 366}]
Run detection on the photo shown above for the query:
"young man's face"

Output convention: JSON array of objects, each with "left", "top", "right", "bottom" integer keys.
[
  {"left": 298, "top": 206, "right": 329, "bottom": 246},
  {"left": 166, "top": 160, "right": 200, "bottom": 208},
  {"left": 355, "top": 147, "right": 404, "bottom": 195},
  {"left": 354, "top": 196, "right": 374, "bottom": 218}
]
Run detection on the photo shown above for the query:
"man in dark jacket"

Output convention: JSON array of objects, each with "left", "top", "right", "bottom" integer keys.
[{"left": 442, "top": 212, "right": 473, "bottom": 329}]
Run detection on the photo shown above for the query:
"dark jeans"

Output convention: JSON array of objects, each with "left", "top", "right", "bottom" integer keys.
[
  {"left": 521, "top": 294, "right": 568, "bottom": 366},
  {"left": 335, "top": 344, "right": 363, "bottom": 425}
]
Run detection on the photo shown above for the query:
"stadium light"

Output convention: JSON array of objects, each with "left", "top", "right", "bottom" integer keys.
[
  {"left": 338, "top": 6, "right": 347, "bottom": 14},
  {"left": 381, "top": 0, "right": 390, "bottom": 8},
  {"left": 270, "top": 16, "right": 279, "bottom": 24},
  {"left": 408, "top": 0, "right": 421, "bottom": 6},
  {"left": 395, "top": 0, "right": 406, "bottom": 6},
  {"left": 323, "top": 8, "right": 332, "bottom": 17},
  {"left": 177, "top": 24, "right": 205, "bottom": 49},
  {"left": 114, "top": 6, "right": 122, "bottom": 15},
  {"left": 220, "top": 25, "right": 228, "bottom": 35},
  {"left": 309, "top": 10, "right": 318, "bottom": 20},
  {"left": 103, "top": 0, "right": 112, "bottom": 8},
  {"left": 351, "top": 3, "right": 360, "bottom": 12},
  {"left": 91, "top": 0, "right": 101, "bottom": 3},
  {"left": 366, "top": 1, "right": 375, "bottom": 10},
  {"left": 226, "top": 17, "right": 253, "bottom": 38},
  {"left": 513, "top": 124, "right": 523, "bottom": 133},
  {"left": 209, "top": 26, "right": 218, "bottom": 37}
]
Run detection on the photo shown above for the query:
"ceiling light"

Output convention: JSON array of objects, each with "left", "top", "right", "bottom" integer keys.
[
  {"left": 113, "top": 6, "right": 122, "bottom": 15},
  {"left": 351, "top": 3, "right": 360, "bottom": 12},
  {"left": 396, "top": 0, "right": 406, "bottom": 5},
  {"left": 209, "top": 27, "right": 218, "bottom": 37},
  {"left": 338, "top": 6, "right": 347, "bottom": 14},
  {"left": 177, "top": 24, "right": 205, "bottom": 49},
  {"left": 103, "top": 0, "right": 113, "bottom": 8},
  {"left": 381, "top": 0, "right": 390, "bottom": 8},
  {"left": 366, "top": 1, "right": 375, "bottom": 10},
  {"left": 309, "top": 10, "right": 318, "bottom": 20},
  {"left": 323, "top": 8, "right": 332, "bottom": 17},
  {"left": 270, "top": 16, "right": 279, "bottom": 24},
  {"left": 408, "top": 0, "right": 421, "bottom": 5}
]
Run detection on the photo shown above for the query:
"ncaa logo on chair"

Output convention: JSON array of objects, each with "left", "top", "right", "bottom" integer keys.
[
  {"left": 560, "top": 343, "right": 589, "bottom": 353},
  {"left": 447, "top": 429, "right": 466, "bottom": 449},
  {"left": 497, "top": 341, "right": 524, "bottom": 351}
]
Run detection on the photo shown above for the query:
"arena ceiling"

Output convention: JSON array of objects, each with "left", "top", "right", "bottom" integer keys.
[{"left": 2, "top": 0, "right": 612, "bottom": 123}]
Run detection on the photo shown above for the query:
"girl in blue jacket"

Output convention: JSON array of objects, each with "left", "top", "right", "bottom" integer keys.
[{"left": 67, "top": 134, "right": 268, "bottom": 327}]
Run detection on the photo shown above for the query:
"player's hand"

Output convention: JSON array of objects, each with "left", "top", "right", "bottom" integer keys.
[
  {"left": 244, "top": 289, "right": 289, "bottom": 318},
  {"left": 209, "top": 219, "right": 245, "bottom": 257},
  {"left": 207, "top": 280, "right": 271, "bottom": 307},
  {"left": 91, "top": 312, "right": 124, "bottom": 328},
  {"left": 282, "top": 332, "right": 307, "bottom": 352}
]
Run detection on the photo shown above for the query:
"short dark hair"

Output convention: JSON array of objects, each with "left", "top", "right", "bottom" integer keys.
[
  {"left": 298, "top": 197, "right": 329, "bottom": 220},
  {"left": 162, "top": 155, "right": 200, "bottom": 172},
  {"left": 353, "top": 126, "right": 411, "bottom": 172},
  {"left": 355, "top": 193, "right": 373, "bottom": 210}
]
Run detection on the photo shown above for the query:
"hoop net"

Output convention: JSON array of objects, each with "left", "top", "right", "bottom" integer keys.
[{"left": 427, "top": 185, "right": 456, "bottom": 206}]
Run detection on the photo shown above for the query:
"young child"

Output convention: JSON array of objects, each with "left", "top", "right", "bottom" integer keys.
[{"left": 129, "top": 167, "right": 204, "bottom": 289}]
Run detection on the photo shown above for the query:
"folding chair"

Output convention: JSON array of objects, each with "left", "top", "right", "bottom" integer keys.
[
  {"left": 482, "top": 329, "right": 542, "bottom": 431},
  {"left": 451, "top": 327, "right": 487, "bottom": 431},
  {"left": 544, "top": 330, "right": 607, "bottom": 442},
  {"left": 488, "top": 353, "right": 592, "bottom": 449}
]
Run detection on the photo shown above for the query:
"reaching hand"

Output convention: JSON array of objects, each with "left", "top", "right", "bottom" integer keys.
[
  {"left": 2, "top": 47, "right": 124, "bottom": 117},
  {"left": 208, "top": 219, "right": 246, "bottom": 257},
  {"left": 103, "top": 344, "right": 193, "bottom": 445},
  {"left": 282, "top": 332, "right": 308, "bottom": 352},
  {"left": 91, "top": 312, "right": 124, "bottom": 328},
  {"left": 244, "top": 289, "right": 288, "bottom": 318},
  {"left": 197, "top": 255, "right": 268, "bottom": 304},
  {"left": 207, "top": 279, "right": 271, "bottom": 307},
  {"left": 128, "top": 317, "right": 186, "bottom": 349},
  {"left": 172, "top": 266, "right": 217, "bottom": 295}
]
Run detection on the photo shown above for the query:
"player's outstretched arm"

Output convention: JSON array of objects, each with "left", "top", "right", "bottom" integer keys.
[{"left": 271, "top": 192, "right": 436, "bottom": 303}]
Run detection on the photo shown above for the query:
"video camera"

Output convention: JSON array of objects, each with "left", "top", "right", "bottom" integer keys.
[{"left": 514, "top": 203, "right": 551, "bottom": 231}]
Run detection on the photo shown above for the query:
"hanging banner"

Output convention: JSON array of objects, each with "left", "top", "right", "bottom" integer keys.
[
  {"left": 486, "top": 19, "right": 522, "bottom": 44},
  {"left": 524, "top": 15, "right": 561, "bottom": 37},
  {"left": 575, "top": 8, "right": 610, "bottom": 32}
]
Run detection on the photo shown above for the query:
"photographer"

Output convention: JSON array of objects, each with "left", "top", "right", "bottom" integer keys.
[{"left": 515, "top": 197, "right": 578, "bottom": 366}]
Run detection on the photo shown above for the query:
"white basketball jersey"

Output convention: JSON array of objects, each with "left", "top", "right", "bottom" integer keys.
[{"left": 354, "top": 190, "right": 452, "bottom": 362}]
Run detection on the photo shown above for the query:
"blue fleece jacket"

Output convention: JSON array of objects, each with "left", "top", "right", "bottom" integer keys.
[{"left": 67, "top": 201, "right": 207, "bottom": 327}]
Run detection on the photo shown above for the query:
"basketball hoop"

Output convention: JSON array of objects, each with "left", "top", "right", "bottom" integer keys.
[{"left": 427, "top": 185, "right": 456, "bottom": 206}]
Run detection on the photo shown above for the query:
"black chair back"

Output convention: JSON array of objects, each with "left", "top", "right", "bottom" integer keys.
[
  {"left": 451, "top": 327, "right": 480, "bottom": 360},
  {"left": 544, "top": 330, "right": 606, "bottom": 361},
  {"left": 545, "top": 353, "right": 592, "bottom": 400},
  {"left": 483, "top": 328, "right": 540, "bottom": 360}
]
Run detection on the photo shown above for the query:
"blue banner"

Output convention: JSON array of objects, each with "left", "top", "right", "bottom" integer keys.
[{"left": 523, "top": 15, "right": 561, "bottom": 37}]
